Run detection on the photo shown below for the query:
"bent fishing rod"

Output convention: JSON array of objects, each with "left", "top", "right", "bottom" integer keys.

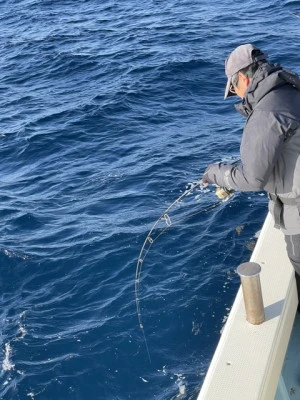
[{"left": 135, "top": 180, "right": 235, "bottom": 362}]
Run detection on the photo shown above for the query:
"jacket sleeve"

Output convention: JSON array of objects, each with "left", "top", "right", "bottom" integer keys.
[{"left": 208, "top": 110, "right": 287, "bottom": 191}]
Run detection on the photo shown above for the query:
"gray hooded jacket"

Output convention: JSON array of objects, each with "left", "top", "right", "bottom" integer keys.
[{"left": 207, "top": 63, "right": 300, "bottom": 234}]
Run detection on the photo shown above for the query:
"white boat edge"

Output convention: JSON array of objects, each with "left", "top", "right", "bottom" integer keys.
[{"left": 197, "top": 212, "right": 298, "bottom": 400}]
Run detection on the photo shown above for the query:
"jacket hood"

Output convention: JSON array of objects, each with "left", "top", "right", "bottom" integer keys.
[{"left": 235, "top": 63, "right": 300, "bottom": 116}]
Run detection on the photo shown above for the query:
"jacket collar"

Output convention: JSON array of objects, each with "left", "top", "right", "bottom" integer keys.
[{"left": 235, "top": 63, "right": 283, "bottom": 116}]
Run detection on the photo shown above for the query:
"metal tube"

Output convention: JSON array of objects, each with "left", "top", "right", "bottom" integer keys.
[{"left": 237, "top": 262, "right": 265, "bottom": 325}]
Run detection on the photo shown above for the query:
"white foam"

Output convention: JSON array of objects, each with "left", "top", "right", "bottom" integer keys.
[
  {"left": 2, "top": 343, "right": 15, "bottom": 371},
  {"left": 254, "top": 229, "right": 261, "bottom": 239},
  {"left": 175, "top": 374, "right": 186, "bottom": 395}
]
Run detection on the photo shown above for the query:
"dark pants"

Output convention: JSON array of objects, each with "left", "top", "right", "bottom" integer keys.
[{"left": 284, "top": 234, "right": 300, "bottom": 301}]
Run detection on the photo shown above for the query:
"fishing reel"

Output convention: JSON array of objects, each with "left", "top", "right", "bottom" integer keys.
[
  {"left": 198, "top": 180, "right": 234, "bottom": 200},
  {"left": 215, "top": 186, "right": 234, "bottom": 199}
]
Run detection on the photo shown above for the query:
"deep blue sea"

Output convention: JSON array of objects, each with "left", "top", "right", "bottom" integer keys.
[{"left": 0, "top": 0, "right": 299, "bottom": 399}]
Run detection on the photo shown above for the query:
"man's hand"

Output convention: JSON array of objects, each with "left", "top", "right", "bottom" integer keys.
[
  {"left": 202, "top": 163, "right": 234, "bottom": 199},
  {"left": 202, "top": 163, "right": 219, "bottom": 185}
]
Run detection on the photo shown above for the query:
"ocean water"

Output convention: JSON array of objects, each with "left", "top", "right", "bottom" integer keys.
[{"left": 0, "top": 0, "right": 299, "bottom": 399}]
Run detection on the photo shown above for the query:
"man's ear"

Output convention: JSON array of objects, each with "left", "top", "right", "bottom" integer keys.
[{"left": 238, "top": 72, "right": 250, "bottom": 86}]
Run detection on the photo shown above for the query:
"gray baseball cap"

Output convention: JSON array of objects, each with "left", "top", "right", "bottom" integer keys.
[{"left": 224, "top": 44, "right": 268, "bottom": 99}]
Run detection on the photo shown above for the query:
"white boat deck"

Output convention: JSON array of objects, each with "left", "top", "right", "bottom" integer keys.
[
  {"left": 275, "top": 312, "right": 300, "bottom": 399},
  {"left": 197, "top": 212, "right": 298, "bottom": 400}
]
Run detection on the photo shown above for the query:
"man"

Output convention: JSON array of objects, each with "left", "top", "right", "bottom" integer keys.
[{"left": 202, "top": 43, "right": 300, "bottom": 302}]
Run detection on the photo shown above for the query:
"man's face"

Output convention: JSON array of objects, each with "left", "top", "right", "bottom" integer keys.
[{"left": 232, "top": 72, "right": 250, "bottom": 99}]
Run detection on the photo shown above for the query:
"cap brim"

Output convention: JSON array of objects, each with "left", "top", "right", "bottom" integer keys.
[{"left": 224, "top": 77, "right": 237, "bottom": 100}]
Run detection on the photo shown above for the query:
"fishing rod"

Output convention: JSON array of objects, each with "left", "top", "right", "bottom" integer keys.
[{"left": 135, "top": 179, "right": 235, "bottom": 362}]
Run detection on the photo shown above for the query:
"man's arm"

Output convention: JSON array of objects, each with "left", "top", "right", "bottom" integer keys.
[{"left": 203, "top": 110, "right": 287, "bottom": 191}]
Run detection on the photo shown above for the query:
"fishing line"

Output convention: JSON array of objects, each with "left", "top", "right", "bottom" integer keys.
[{"left": 135, "top": 179, "right": 234, "bottom": 362}]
